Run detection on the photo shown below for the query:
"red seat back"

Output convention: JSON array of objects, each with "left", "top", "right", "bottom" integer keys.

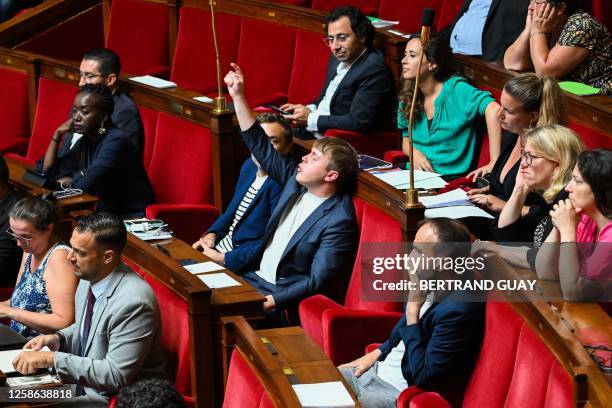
[
  {"left": 462, "top": 302, "right": 573, "bottom": 407},
  {"left": 0, "top": 67, "right": 30, "bottom": 145},
  {"left": 171, "top": 7, "right": 242, "bottom": 94},
  {"left": 378, "top": 0, "right": 443, "bottom": 33},
  {"left": 148, "top": 113, "right": 214, "bottom": 205},
  {"left": 222, "top": 349, "right": 269, "bottom": 408},
  {"left": 437, "top": 0, "right": 463, "bottom": 29},
  {"left": 137, "top": 105, "right": 159, "bottom": 171},
  {"left": 106, "top": 0, "right": 169, "bottom": 76},
  {"left": 345, "top": 198, "right": 404, "bottom": 312},
  {"left": 237, "top": 19, "right": 296, "bottom": 106},
  {"left": 591, "top": 0, "right": 611, "bottom": 30},
  {"left": 28, "top": 78, "right": 78, "bottom": 161},
  {"left": 569, "top": 120, "right": 612, "bottom": 149},
  {"left": 287, "top": 30, "right": 330, "bottom": 104},
  {"left": 311, "top": 0, "right": 379, "bottom": 15},
  {"left": 124, "top": 259, "right": 192, "bottom": 397}
]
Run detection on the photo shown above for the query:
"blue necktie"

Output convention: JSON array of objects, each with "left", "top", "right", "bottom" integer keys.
[{"left": 80, "top": 287, "right": 96, "bottom": 356}]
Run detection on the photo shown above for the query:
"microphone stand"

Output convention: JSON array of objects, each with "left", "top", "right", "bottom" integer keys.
[
  {"left": 405, "top": 28, "right": 430, "bottom": 208},
  {"left": 210, "top": 0, "right": 227, "bottom": 113}
]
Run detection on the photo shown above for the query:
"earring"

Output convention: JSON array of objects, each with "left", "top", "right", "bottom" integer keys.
[{"left": 98, "top": 124, "right": 106, "bottom": 135}]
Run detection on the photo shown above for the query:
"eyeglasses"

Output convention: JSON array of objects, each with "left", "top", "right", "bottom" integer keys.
[
  {"left": 520, "top": 149, "right": 545, "bottom": 166},
  {"left": 323, "top": 33, "right": 352, "bottom": 46},
  {"left": 79, "top": 71, "right": 107, "bottom": 80},
  {"left": 5, "top": 228, "right": 33, "bottom": 243}
]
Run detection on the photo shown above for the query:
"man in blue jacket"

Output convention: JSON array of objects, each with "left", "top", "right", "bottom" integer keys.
[
  {"left": 224, "top": 63, "right": 358, "bottom": 324},
  {"left": 191, "top": 113, "right": 292, "bottom": 271},
  {"left": 339, "top": 218, "right": 486, "bottom": 408}
]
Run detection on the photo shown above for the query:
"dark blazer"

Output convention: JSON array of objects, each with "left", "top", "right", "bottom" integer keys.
[
  {"left": 72, "top": 126, "right": 155, "bottom": 215},
  {"left": 207, "top": 158, "right": 282, "bottom": 271},
  {"left": 313, "top": 48, "right": 395, "bottom": 133},
  {"left": 239, "top": 122, "right": 357, "bottom": 309},
  {"left": 378, "top": 293, "right": 485, "bottom": 401},
  {"left": 440, "top": 0, "right": 530, "bottom": 62},
  {"left": 38, "top": 90, "right": 143, "bottom": 179},
  {"left": 0, "top": 187, "right": 22, "bottom": 286}
]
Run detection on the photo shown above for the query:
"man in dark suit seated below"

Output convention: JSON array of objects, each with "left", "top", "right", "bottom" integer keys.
[
  {"left": 339, "top": 218, "right": 486, "bottom": 408},
  {"left": 225, "top": 64, "right": 358, "bottom": 325},
  {"left": 0, "top": 154, "right": 22, "bottom": 287},
  {"left": 281, "top": 6, "right": 395, "bottom": 138},
  {"left": 43, "top": 84, "right": 154, "bottom": 218},
  {"left": 439, "top": 0, "right": 530, "bottom": 62},
  {"left": 38, "top": 48, "right": 143, "bottom": 179},
  {"left": 13, "top": 212, "right": 167, "bottom": 406},
  {"left": 191, "top": 113, "right": 292, "bottom": 271}
]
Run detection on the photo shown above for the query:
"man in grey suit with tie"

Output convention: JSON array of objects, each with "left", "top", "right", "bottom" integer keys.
[{"left": 13, "top": 212, "right": 167, "bottom": 405}]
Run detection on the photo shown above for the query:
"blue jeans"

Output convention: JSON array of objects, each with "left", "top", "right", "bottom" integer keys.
[{"left": 339, "top": 363, "right": 401, "bottom": 408}]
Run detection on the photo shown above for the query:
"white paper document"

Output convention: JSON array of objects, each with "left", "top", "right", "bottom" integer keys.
[
  {"left": 292, "top": 381, "right": 355, "bottom": 408},
  {"left": 387, "top": 29, "right": 405, "bottom": 36},
  {"left": 426, "top": 206, "right": 494, "bottom": 219},
  {"left": 395, "top": 177, "right": 448, "bottom": 190},
  {"left": 373, "top": 169, "right": 442, "bottom": 188},
  {"left": 184, "top": 261, "right": 225, "bottom": 274},
  {"left": 371, "top": 19, "right": 399, "bottom": 28},
  {"left": 197, "top": 273, "right": 241, "bottom": 289},
  {"left": 129, "top": 75, "right": 177, "bottom": 89},
  {"left": 0, "top": 347, "right": 50, "bottom": 374},
  {"left": 419, "top": 188, "right": 471, "bottom": 208},
  {"left": 193, "top": 96, "right": 214, "bottom": 103}
]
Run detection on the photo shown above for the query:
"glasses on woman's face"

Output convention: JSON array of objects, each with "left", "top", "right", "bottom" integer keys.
[
  {"left": 520, "top": 149, "right": 545, "bottom": 167},
  {"left": 5, "top": 228, "right": 33, "bottom": 244}
]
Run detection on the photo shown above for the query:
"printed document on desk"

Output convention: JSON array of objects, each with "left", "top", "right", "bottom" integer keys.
[
  {"left": 421, "top": 189, "right": 494, "bottom": 219},
  {"left": 0, "top": 347, "right": 50, "bottom": 374},
  {"left": 373, "top": 169, "right": 441, "bottom": 187},
  {"left": 185, "top": 261, "right": 225, "bottom": 274},
  {"left": 129, "top": 75, "right": 177, "bottom": 89},
  {"left": 197, "top": 273, "right": 241, "bottom": 289},
  {"left": 292, "top": 381, "right": 355, "bottom": 408}
]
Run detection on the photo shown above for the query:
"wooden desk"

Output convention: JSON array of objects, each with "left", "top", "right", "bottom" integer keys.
[
  {"left": 6, "top": 157, "right": 97, "bottom": 241},
  {"left": 222, "top": 316, "right": 360, "bottom": 407}
]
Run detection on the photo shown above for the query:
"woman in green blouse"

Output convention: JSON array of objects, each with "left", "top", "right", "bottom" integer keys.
[{"left": 399, "top": 34, "right": 502, "bottom": 177}]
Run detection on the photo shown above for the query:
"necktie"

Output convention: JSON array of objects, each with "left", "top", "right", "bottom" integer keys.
[{"left": 80, "top": 286, "right": 96, "bottom": 356}]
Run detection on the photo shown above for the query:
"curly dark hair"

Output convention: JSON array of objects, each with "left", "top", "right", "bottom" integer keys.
[
  {"left": 115, "top": 378, "right": 186, "bottom": 408},
  {"left": 325, "top": 6, "right": 375, "bottom": 48},
  {"left": 576, "top": 149, "right": 612, "bottom": 218},
  {"left": 77, "top": 83, "right": 115, "bottom": 118}
]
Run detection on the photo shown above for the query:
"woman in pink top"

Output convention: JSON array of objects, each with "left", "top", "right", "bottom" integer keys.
[{"left": 537, "top": 149, "right": 612, "bottom": 305}]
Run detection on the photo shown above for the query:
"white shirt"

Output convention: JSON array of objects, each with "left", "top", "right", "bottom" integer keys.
[
  {"left": 255, "top": 192, "right": 328, "bottom": 284},
  {"left": 377, "top": 293, "right": 435, "bottom": 391},
  {"left": 79, "top": 272, "right": 113, "bottom": 340},
  {"left": 306, "top": 48, "right": 367, "bottom": 132}
]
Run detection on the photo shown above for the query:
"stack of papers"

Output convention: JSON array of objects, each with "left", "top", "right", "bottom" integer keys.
[
  {"left": 373, "top": 169, "right": 447, "bottom": 190},
  {"left": 194, "top": 96, "right": 214, "bottom": 103},
  {"left": 129, "top": 75, "right": 177, "bottom": 89},
  {"left": 370, "top": 19, "right": 399, "bottom": 28},
  {"left": 184, "top": 261, "right": 225, "bottom": 274},
  {"left": 420, "top": 189, "right": 494, "bottom": 219},
  {"left": 292, "top": 382, "right": 355, "bottom": 408},
  {"left": 197, "top": 273, "right": 241, "bottom": 289},
  {"left": 0, "top": 347, "right": 51, "bottom": 374}
]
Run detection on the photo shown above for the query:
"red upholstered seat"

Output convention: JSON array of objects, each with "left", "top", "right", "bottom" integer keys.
[
  {"left": 7, "top": 77, "right": 77, "bottom": 166},
  {"left": 105, "top": 0, "right": 170, "bottom": 77},
  {"left": 222, "top": 349, "right": 269, "bottom": 408},
  {"left": 311, "top": 0, "right": 379, "bottom": 15},
  {"left": 569, "top": 120, "right": 612, "bottom": 149},
  {"left": 270, "top": 0, "right": 311, "bottom": 5},
  {"left": 378, "top": 0, "right": 443, "bottom": 33},
  {"left": 437, "top": 0, "right": 463, "bottom": 29},
  {"left": 122, "top": 259, "right": 195, "bottom": 407},
  {"left": 299, "top": 198, "right": 403, "bottom": 365},
  {"left": 591, "top": 0, "right": 611, "bottom": 30},
  {"left": 171, "top": 7, "right": 242, "bottom": 94},
  {"left": 236, "top": 19, "right": 296, "bottom": 107},
  {"left": 137, "top": 105, "right": 158, "bottom": 172},
  {"left": 398, "top": 301, "right": 574, "bottom": 407},
  {"left": 325, "top": 129, "right": 399, "bottom": 158},
  {"left": 287, "top": 30, "right": 330, "bottom": 104},
  {"left": 0, "top": 67, "right": 30, "bottom": 155},
  {"left": 145, "top": 113, "right": 218, "bottom": 243}
]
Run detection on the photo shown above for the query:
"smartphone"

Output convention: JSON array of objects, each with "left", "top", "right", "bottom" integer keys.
[{"left": 266, "top": 105, "right": 290, "bottom": 115}]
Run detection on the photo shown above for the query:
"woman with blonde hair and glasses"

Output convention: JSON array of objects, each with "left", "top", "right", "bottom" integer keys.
[
  {"left": 474, "top": 125, "right": 584, "bottom": 268},
  {"left": 0, "top": 197, "right": 77, "bottom": 338},
  {"left": 468, "top": 74, "right": 567, "bottom": 230}
]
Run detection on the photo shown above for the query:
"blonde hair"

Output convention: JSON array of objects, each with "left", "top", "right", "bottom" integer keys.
[
  {"left": 523, "top": 125, "right": 585, "bottom": 203},
  {"left": 503, "top": 73, "right": 568, "bottom": 127}
]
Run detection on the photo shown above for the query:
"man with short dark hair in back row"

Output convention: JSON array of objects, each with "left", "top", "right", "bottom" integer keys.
[
  {"left": 282, "top": 6, "right": 395, "bottom": 138},
  {"left": 225, "top": 63, "right": 359, "bottom": 325},
  {"left": 38, "top": 48, "right": 143, "bottom": 180},
  {"left": 13, "top": 212, "right": 167, "bottom": 406}
]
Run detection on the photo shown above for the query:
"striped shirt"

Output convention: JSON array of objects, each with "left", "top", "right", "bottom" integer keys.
[{"left": 215, "top": 174, "right": 268, "bottom": 253}]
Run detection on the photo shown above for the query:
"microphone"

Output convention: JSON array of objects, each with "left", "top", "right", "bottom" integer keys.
[{"left": 420, "top": 8, "right": 435, "bottom": 46}]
